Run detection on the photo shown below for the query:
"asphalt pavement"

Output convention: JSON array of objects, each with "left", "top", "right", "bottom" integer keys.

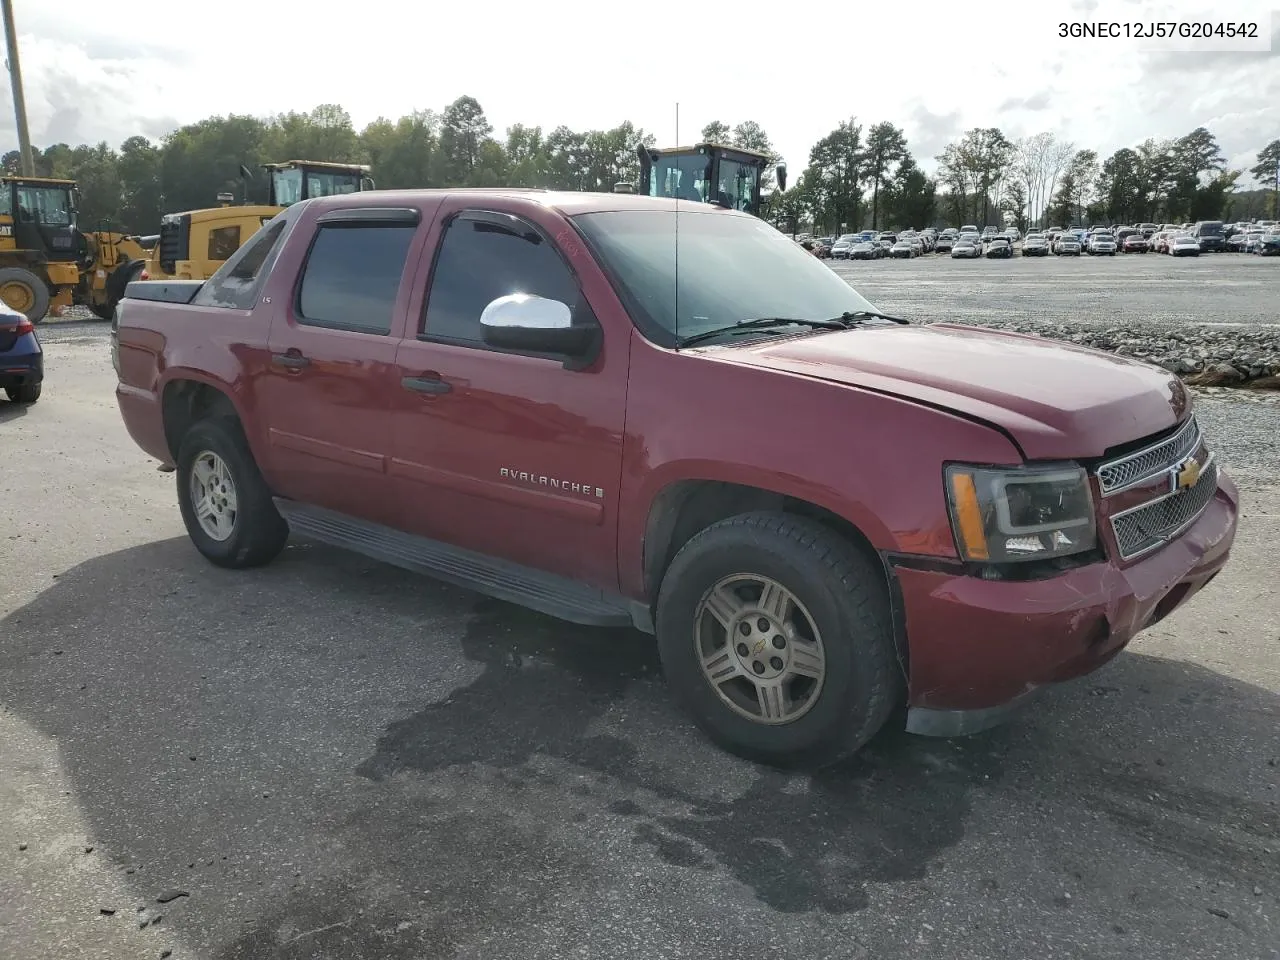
[{"left": 2, "top": 297, "right": 1278, "bottom": 959}]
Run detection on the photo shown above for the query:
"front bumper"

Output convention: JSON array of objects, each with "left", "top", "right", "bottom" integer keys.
[{"left": 897, "top": 471, "right": 1238, "bottom": 736}]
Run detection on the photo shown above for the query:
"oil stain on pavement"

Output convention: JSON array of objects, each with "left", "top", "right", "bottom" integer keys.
[{"left": 355, "top": 597, "right": 1009, "bottom": 914}]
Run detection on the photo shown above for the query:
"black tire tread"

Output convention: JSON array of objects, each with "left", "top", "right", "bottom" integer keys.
[
  {"left": 175, "top": 416, "right": 289, "bottom": 569},
  {"left": 5, "top": 382, "right": 41, "bottom": 403},
  {"left": 657, "top": 510, "right": 900, "bottom": 769}
]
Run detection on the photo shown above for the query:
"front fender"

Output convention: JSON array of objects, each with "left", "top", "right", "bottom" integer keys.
[{"left": 617, "top": 337, "right": 1026, "bottom": 599}]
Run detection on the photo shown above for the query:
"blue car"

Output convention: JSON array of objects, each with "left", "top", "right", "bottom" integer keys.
[{"left": 0, "top": 301, "right": 43, "bottom": 404}]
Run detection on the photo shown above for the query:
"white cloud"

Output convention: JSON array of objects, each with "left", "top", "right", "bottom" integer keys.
[{"left": 3, "top": 0, "right": 1278, "bottom": 185}]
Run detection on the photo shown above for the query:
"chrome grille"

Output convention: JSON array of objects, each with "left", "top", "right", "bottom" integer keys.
[
  {"left": 1110, "top": 455, "right": 1218, "bottom": 560},
  {"left": 1096, "top": 416, "right": 1201, "bottom": 495}
]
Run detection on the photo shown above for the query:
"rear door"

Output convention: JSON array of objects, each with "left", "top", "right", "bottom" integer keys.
[{"left": 256, "top": 202, "right": 438, "bottom": 526}]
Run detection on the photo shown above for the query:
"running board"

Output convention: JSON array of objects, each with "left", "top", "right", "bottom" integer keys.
[{"left": 274, "top": 499, "right": 643, "bottom": 630}]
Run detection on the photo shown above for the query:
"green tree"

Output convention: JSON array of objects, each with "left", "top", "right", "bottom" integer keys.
[
  {"left": 362, "top": 110, "right": 440, "bottom": 189},
  {"left": 438, "top": 96, "right": 494, "bottom": 184},
  {"left": 863, "top": 121, "right": 908, "bottom": 230},
  {"left": 1001, "top": 180, "right": 1028, "bottom": 234},
  {"left": 1098, "top": 148, "right": 1144, "bottom": 223},
  {"left": 808, "top": 119, "right": 864, "bottom": 232},
  {"left": 1249, "top": 139, "right": 1280, "bottom": 218},
  {"left": 884, "top": 156, "right": 935, "bottom": 229},
  {"left": 115, "top": 136, "right": 163, "bottom": 232},
  {"left": 701, "top": 120, "right": 731, "bottom": 143}
]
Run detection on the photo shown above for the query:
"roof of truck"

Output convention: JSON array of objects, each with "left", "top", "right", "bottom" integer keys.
[{"left": 299, "top": 188, "right": 757, "bottom": 217}]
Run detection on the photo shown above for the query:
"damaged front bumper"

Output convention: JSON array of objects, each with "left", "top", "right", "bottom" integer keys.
[{"left": 893, "top": 471, "right": 1238, "bottom": 737}]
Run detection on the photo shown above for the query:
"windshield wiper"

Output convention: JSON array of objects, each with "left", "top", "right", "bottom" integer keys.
[
  {"left": 676, "top": 317, "right": 846, "bottom": 348},
  {"left": 826, "top": 310, "right": 910, "bottom": 326}
]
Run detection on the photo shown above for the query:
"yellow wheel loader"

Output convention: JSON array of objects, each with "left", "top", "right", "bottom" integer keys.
[
  {"left": 629, "top": 142, "right": 786, "bottom": 218},
  {"left": 0, "top": 175, "right": 162, "bottom": 323},
  {"left": 148, "top": 160, "right": 374, "bottom": 282},
  {"left": 0, "top": 175, "right": 88, "bottom": 322}
]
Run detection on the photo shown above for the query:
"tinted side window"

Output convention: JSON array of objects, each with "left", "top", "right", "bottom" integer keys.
[
  {"left": 296, "top": 224, "right": 416, "bottom": 335},
  {"left": 207, "top": 225, "right": 241, "bottom": 261},
  {"left": 422, "top": 215, "right": 579, "bottom": 344},
  {"left": 192, "top": 218, "right": 288, "bottom": 310}
]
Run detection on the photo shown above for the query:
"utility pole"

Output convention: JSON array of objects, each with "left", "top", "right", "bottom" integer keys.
[{"left": 1, "top": 0, "right": 35, "bottom": 176}]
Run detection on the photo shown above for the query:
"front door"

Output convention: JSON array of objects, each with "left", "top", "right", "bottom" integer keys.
[
  {"left": 388, "top": 203, "right": 629, "bottom": 588},
  {"left": 258, "top": 206, "right": 425, "bottom": 526}
]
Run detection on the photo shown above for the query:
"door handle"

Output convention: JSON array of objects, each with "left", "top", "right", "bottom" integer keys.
[
  {"left": 272, "top": 352, "right": 310, "bottom": 370},
  {"left": 402, "top": 376, "right": 452, "bottom": 395}
]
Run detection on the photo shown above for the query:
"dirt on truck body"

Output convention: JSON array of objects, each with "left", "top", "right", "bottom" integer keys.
[{"left": 110, "top": 188, "right": 1238, "bottom": 768}]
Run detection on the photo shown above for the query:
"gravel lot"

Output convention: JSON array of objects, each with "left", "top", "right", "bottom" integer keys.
[
  {"left": 832, "top": 250, "right": 1280, "bottom": 330},
  {"left": 831, "top": 252, "right": 1280, "bottom": 481},
  {"left": 2, "top": 308, "right": 1278, "bottom": 960}
]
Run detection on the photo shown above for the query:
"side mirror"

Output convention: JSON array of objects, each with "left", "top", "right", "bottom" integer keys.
[
  {"left": 776, "top": 162, "right": 787, "bottom": 192},
  {"left": 479, "top": 293, "right": 598, "bottom": 364},
  {"left": 361, "top": 176, "right": 376, "bottom": 191}
]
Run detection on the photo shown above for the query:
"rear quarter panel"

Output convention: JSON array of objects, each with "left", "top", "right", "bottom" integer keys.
[
  {"left": 115, "top": 299, "right": 272, "bottom": 467},
  {"left": 618, "top": 334, "right": 1024, "bottom": 597}
]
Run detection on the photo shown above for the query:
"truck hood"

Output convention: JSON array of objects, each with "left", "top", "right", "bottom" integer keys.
[{"left": 716, "top": 323, "right": 1188, "bottom": 460}]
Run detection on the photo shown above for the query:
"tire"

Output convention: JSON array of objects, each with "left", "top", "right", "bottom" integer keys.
[
  {"left": 0, "top": 266, "right": 51, "bottom": 323},
  {"left": 654, "top": 511, "right": 900, "bottom": 769},
  {"left": 175, "top": 416, "right": 289, "bottom": 569},
  {"left": 5, "top": 382, "right": 40, "bottom": 403}
]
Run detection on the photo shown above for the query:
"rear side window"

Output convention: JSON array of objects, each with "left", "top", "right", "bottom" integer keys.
[
  {"left": 421, "top": 214, "right": 580, "bottom": 345},
  {"left": 296, "top": 224, "right": 416, "bottom": 335},
  {"left": 192, "top": 217, "right": 288, "bottom": 310}
]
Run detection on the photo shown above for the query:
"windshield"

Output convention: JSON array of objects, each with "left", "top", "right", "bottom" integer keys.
[
  {"left": 271, "top": 167, "right": 363, "bottom": 206},
  {"left": 1196, "top": 222, "right": 1224, "bottom": 235},
  {"left": 14, "top": 185, "right": 74, "bottom": 226},
  {"left": 712, "top": 157, "right": 761, "bottom": 213},
  {"left": 305, "top": 169, "right": 362, "bottom": 198},
  {"left": 647, "top": 154, "right": 711, "bottom": 204},
  {"left": 573, "top": 210, "right": 881, "bottom": 344},
  {"left": 271, "top": 168, "right": 304, "bottom": 206}
]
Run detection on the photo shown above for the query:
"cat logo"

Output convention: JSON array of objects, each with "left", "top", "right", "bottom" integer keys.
[
  {"left": 1175, "top": 457, "right": 1202, "bottom": 491},
  {"left": 0, "top": 225, "right": 12, "bottom": 237}
]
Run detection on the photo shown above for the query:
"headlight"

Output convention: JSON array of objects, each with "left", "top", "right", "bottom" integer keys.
[{"left": 945, "top": 463, "right": 1097, "bottom": 563}]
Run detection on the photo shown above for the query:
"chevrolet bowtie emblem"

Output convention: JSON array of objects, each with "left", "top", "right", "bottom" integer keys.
[{"left": 1175, "top": 457, "right": 1202, "bottom": 490}]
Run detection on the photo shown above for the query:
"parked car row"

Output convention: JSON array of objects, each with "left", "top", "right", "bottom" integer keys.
[{"left": 797, "top": 221, "right": 1280, "bottom": 261}]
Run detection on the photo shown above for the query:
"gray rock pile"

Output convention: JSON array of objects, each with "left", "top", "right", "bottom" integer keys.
[{"left": 938, "top": 320, "right": 1280, "bottom": 389}]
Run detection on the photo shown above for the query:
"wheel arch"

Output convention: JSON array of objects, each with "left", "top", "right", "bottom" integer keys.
[
  {"left": 160, "top": 375, "right": 250, "bottom": 462},
  {"left": 638, "top": 476, "right": 909, "bottom": 674},
  {"left": 641, "top": 478, "right": 891, "bottom": 599}
]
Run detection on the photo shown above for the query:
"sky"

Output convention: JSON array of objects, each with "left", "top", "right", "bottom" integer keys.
[{"left": 3, "top": 0, "right": 1278, "bottom": 186}]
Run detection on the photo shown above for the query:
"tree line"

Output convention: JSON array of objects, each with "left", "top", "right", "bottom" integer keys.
[
  {"left": 3, "top": 94, "right": 1278, "bottom": 236},
  {"left": 784, "top": 121, "right": 1279, "bottom": 236}
]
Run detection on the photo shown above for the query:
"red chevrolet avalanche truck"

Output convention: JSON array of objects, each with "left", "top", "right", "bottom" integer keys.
[{"left": 111, "top": 190, "right": 1238, "bottom": 767}]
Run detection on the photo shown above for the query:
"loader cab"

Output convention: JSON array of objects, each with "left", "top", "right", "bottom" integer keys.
[
  {"left": 0, "top": 177, "right": 81, "bottom": 262},
  {"left": 634, "top": 143, "right": 786, "bottom": 217},
  {"left": 264, "top": 161, "right": 375, "bottom": 208}
]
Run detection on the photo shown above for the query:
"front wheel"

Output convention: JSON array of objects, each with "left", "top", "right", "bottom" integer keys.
[
  {"left": 655, "top": 512, "right": 900, "bottom": 769},
  {"left": 0, "top": 266, "right": 51, "bottom": 323},
  {"left": 176, "top": 417, "right": 289, "bottom": 569}
]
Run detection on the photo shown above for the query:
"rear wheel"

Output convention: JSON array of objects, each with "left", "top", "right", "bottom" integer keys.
[
  {"left": 4, "top": 382, "right": 41, "bottom": 404},
  {"left": 0, "top": 267, "right": 50, "bottom": 323},
  {"left": 176, "top": 417, "right": 289, "bottom": 569},
  {"left": 655, "top": 512, "right": 900, "bottom": 769}
]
